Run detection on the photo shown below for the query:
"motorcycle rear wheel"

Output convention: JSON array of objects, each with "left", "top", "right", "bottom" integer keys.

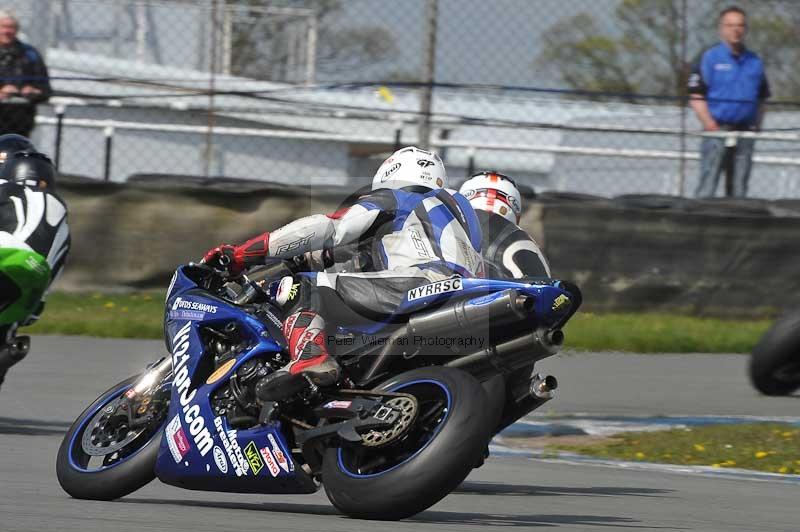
[{"left": 322, "top": 366, "right": 492, "bottom": 520}]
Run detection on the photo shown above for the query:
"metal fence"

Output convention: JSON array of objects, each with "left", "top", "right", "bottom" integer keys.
[{"left": 4, "top": 0, "right": 800, "bottom": 198}]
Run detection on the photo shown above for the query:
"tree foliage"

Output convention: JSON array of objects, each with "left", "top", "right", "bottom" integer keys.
[
  {"left": 536, "top": 0, "right": 800, "bottom": 102},
  {"left": 228, "top": 0, "right": 396, "bottom": 83}
]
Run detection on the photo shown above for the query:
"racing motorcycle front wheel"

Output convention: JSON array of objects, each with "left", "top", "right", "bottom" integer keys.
[
  {"left": 322, "top": 366, "right": 493, "bottom": 520},
  {"left": 56, "top": 375, "right": 169, "bottom": 500}
]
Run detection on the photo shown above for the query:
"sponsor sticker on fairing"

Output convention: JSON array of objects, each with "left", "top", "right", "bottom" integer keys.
[
  {"left": 171, "top": 297, "right": 218, "bottom": 314},
  {"left": 168, "top": 309, "right": 206, "bottom": 321},
  {"left": 552, "top": 294, "right": 570, "bottom": 312},
  {"left": 323, "top": 400, "right": 352, "bottom": 409},
  {"left": 406, "top": 278, "right": 463, "bottom": 301},
  {"left": 171, "top": 322, "right": 214, "bottom": 458},
  {"left": 244, "top": 441, "right": 265, "bottom": 475},
  {"left": 213, "top": 446, "right": 228, "bottom": 474},
  {"left": 267, "top": 433, "right": 294, "bottom": 473},
  {"left": 213, "top": 417, "right": 249, "bottom": 476},
  {"left": 206, "top": 358, "right": 236, "bottom": 385},
  {"left": 166, "top": 415, "right": 191, "bottom": 463},
  {"left": 259, "top": 446, "right": 281, "bottom": 477}
]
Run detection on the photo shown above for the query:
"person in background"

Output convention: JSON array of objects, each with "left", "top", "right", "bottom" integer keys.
[
  {"left": 0, "top": 10, "right": 51, "bottom": 137},
  {"left": 688, "top": 5, "right": 770, "bottom": 198}
]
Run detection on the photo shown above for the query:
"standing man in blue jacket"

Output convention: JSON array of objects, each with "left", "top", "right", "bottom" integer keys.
[{"left": 688, "top": 5, "right": 770, "bottom": 198}]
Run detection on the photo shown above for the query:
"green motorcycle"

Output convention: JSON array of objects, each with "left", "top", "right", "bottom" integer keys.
[{"left": 0, "top": 238, "right": 51, "bottom": 387}]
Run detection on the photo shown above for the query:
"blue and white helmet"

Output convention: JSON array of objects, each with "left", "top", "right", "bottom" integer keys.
[{"left": 372, "top": 146, "right": 448, "bottom": 192}]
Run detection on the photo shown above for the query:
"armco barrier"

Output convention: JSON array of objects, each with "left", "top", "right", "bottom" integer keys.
[
  {"left": 54, "top": 178, "right": 800, "bottom": 317},
  {"left": 540, "top": 192, "right": 800, "bottom": 317}
]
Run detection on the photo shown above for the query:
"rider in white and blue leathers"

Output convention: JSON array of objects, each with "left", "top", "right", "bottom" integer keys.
[{"left": 203, "top": 147, "right": 483, "bottom": 398}]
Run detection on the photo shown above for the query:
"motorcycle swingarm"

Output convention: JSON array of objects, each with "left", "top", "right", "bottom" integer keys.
[{"left": 295, "top": 392, "right": 410, "bottom": 446}]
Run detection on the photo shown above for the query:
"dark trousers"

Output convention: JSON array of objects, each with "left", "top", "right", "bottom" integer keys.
[
  {"left": 0, "top": 104, "right": 35, "bottom": 137},
  {"left": 288, "top": 270, "right": 444, "bottom": 327},
  {"left": 695, "top": 132, "right": 756, "bottom": 198}
]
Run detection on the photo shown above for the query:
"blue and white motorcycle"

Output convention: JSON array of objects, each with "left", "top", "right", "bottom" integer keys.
[{"left": 57, "top": 260, "right": 580, "bottom": 520}]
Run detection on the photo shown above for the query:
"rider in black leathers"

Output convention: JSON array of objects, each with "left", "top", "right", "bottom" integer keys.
[{"left": 459, "top": 171, "right": 550, "bottom": 279}]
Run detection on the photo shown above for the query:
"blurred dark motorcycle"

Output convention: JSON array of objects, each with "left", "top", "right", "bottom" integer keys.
[{"left": 749, "top": 310, "right": 800, "bottom": 396}]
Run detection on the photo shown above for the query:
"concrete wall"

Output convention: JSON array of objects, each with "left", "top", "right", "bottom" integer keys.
[
  {"left": 57, "top": 178, "right": 351, "bottom": 290},
  {"left": 54, "top": 180, "right": 800, "bottom": 317}
]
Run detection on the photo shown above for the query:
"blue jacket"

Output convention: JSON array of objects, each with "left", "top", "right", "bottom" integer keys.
[{"left": 687, "top": 43, "right": 770, "bottom": 127}]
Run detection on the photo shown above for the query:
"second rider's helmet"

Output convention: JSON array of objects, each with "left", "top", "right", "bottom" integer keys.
[{"left": 459, "top": 171, "right": 523, "bottom": 224}]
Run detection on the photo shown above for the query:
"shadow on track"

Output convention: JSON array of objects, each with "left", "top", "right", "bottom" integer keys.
[
  {"left": 123, "top": 498, "right": 339, "bottom": 517},
  {"left": 0, "top": 416, "right": 71, "bottom": 436},
  {"left": 411, "top": 511, "right": 678, "bottom": 529},
  {"left": 456, "top": 481, "right": 675, "bottom": 499},
  {"left": 122, "top": 497, "right": 680, "bottom": 528}
]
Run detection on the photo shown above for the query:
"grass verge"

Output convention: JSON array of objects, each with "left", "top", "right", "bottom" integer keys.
[
  {"left": 550, "top": 423, "right": 800, "bottom": 474},
  {"left": 23, "top": 292, "right": 165, "bottom": 339},
  {"left": 21, "top": 292, "right": 773, "bottom": 353},
  {"left": 564, "top": 312, "right": 772, "bottom": 353}
]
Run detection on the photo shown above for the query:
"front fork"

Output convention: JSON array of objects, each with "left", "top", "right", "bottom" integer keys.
[
  {"left": 130, "top": 356, "right": 174, "bottom": 396},
  {"left": 114, "top": 357, "right": 174, "bottom": 429}
]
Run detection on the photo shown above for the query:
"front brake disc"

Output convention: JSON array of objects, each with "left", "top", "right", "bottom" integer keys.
[{"left": 81, "top": 398, "right": 147, "bottom": 456}]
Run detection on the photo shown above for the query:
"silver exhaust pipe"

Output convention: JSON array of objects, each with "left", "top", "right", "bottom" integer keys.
[
  {"left": 530, "top": 373, "right": 558, "bottom": 399},
  {"left": 444, "top": 326, "right": 564, "bottom": 378}
]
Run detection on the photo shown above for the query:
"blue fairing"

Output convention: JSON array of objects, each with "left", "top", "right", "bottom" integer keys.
[
  {"left": 154, "top": 266, "right": 317, "bottom": 494},
  {"left": 153, "top": 265, "right": 576, "bottom": 494}
]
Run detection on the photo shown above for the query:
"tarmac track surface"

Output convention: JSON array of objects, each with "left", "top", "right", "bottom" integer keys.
[{"left": 1, "top": 336, "right": 798, "bottom": 532}]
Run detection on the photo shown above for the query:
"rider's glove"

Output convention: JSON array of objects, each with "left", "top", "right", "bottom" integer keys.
[
  {"left": 201, "top": 232, "right": 271, "bottom": 275},
  {"left": 201, "top": 244, "right": 239, "bottom": 272}
]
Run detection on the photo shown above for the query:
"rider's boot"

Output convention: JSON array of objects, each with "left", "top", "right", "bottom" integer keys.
[{"left": 255, "top": 309, "right": 340, "bottom": 403}]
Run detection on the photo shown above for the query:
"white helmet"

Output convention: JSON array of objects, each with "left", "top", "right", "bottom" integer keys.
[
  {"left": 372, "top": 146, "right": 447, "bottom": 192},
  {"left": 459, "top": 171, "right": 522, "bottom": 224}
]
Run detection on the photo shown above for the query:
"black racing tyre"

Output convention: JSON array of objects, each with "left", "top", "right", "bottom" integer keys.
[
  {"left": 322, "top": 366, "right": 492, "bottom": 520},
  {"left": 750, "top": 311, "right": 800, "bottom": 396},
  {"left": 56, "top": 375, "right": 167, "bottom": 500}
]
